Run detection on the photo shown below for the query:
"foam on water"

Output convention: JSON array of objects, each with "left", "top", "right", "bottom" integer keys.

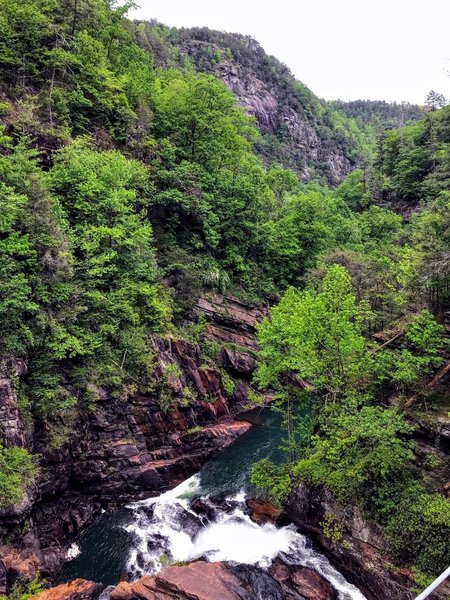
[
  {"left": 66, "top": 543, "right": 81, "bottom": 560},
  {"left": 123, "top": 476, "right": 366, "bottom": 600}
]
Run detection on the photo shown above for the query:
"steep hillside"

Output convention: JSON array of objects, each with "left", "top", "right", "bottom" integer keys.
[
  {"left": 0, "top": 2, "right": 449, "bottom": 599},
  {"left": 330, "top": 99, "right": 423, "bottom": 130},
  {"left": 132, "top": 22, "right": 374, "bottom": 183}
]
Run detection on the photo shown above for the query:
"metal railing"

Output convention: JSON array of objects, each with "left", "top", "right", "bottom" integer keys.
[{"left": 415, "top": 566, "right": 450, "bottom": 600}]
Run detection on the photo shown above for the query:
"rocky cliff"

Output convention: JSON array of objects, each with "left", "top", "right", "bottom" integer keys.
[
  {"left": 284, "top": 407, "right": 450, "bottom": 600},
  {"left": 0, "top": 295, "right": 264, "bottom": 594},
  {"left": 133, "top": 24, "right": 368, "bottom": 184}
]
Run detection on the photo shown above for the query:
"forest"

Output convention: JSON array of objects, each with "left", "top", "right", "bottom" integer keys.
[{"left": 0, "top": 0, "right": 449, "bottom": 596}]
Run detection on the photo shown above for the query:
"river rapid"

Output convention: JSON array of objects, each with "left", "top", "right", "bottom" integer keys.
[{"left": 59, "top": 410, "right": 366, "bottom": 600}]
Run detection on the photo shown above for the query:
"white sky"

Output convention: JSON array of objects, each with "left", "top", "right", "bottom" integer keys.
[{"left": 130, "top": 0, "right": 450, "bottom": 104}]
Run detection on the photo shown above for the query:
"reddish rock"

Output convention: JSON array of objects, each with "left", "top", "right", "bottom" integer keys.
[
  {"left": 0, "top": 295, "right": 262, "bottom": 588},
  {"left": 0, "top": 544, "right": 42, "bottom": 592},
  {"left": 194, "top": 294, "right": 267, "bottom": 351},
  {"left": 270, "top": 560, "right": 335, "bottom": 600},
  {"left": 247, "top": 499, "right": 281, "bottom": 524},
  {"left": 110, "top": 563, "right": 242, "bottom": 600},
  {"left": 34, "top": 579, "right": 104, "bottom": 600}
]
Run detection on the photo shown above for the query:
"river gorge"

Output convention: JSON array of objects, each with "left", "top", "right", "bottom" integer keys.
[{"left": 57, "top": 409, "right": 366, "bottom": 600}]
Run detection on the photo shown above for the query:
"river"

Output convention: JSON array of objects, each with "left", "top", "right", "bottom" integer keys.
[{"left": 58, "top": 409, "right": 366, "bottom": 599}]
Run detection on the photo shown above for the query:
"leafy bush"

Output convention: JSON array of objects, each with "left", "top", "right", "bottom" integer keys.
[
  {"left": 293, "top": 406, "right": 414, "bottom": 504},
  {"left": 0, "top": 445, "right": 37, "bottom": 509},
  {"left": 383, "top": 484, "right": 450, "bottom": 574},
  {"left": 250, "top": 459, "right": 291, "bottom": 507}
]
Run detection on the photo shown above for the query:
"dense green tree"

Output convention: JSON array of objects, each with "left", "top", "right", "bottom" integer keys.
[
  {"left": 255, "top": 265, "right": 369, "bottom": 400},
  {"left": 293, "top": 406, "right": 415, "bottom": 503}
]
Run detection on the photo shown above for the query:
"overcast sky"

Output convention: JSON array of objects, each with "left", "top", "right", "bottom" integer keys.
[{"left": 130, "top": 0, "right": 450, "bottom": 104}]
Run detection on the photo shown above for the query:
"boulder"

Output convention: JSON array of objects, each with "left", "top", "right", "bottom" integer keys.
[
  {"left": 270, "top": 560, "right": 335, "bottom": 600},
  {"left": 34, "top": 579, "right": 104, "bottom": 600},
  {"left": 247, "top": 499, "right": 281, "bottom": 524}
]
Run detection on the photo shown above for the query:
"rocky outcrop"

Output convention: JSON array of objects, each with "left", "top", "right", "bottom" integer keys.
[
  {"left": 193, "top": 294, "right": 266, "bottom": 386},
  {"left": 135, "top": 26, "right": 363, "bottom": 183},
  {"left": 269, "top": 560, "right": 335, "bottom": 600},
  {"left": 37, "top": 560, "right": 337, "bottom": 600},
  {"left": 34, "top": 579, "right": 104, "bottom": 600},
  {"left": 0, "top": 295, "right": 264, "bottom": 593},
  {"left": 111, "top": 563, "right": 243, "bottom": 600},
  {"left": 194, "top": 294, "right": 266, "bottom": 351},
  {"left": 284, "top": 484, "right": 450, "bottom": 600},
  {"left": 0, "top": 360, "right": 28, "bottom": 448},
  {"left": 246, "top": 499, "right": 282, "bottom": 525}
]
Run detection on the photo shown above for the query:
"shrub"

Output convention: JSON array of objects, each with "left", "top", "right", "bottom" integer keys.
[
  {"left": 250, "top": 459, "right": 291, "bottom": 507},
  {"left": 0, "top": 445, "right": 37, "bottom": 509}
]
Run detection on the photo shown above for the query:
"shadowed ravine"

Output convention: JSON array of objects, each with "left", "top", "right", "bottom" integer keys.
[{"left": 58, "top": 410, "right": 366, "bottom": 599}]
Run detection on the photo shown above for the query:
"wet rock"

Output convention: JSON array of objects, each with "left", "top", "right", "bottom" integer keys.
[
  {"left": 246, "top": 499, "right": 281, "bottom": 525},
  {"left": 110, "top": 562, "right": 243, "bottom": 600},
  {"left": 110, "top": 560, "right": 338, "bottom": 600},
  {"left": 269, "top": 560, "right": 335, "bottom": 600},
  {"left": 191, "top": 498, "right": 216, "bottom": 521},
  {"left": 227, "top": 563, "right": 285, "bottom": 600}
]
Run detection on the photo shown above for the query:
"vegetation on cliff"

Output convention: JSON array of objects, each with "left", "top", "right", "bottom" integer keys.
[
  {"left": 131, "top": 22, "right": 376, "bottom": 182},
  {"left": 0, "top": 445, "right": 36, "bottom": 509},
  {"left": 252, "top": 179, "right": 450, "bottom": 577},
  {"left": 0, "top": 0, "right": 449, "bottom": 588}
]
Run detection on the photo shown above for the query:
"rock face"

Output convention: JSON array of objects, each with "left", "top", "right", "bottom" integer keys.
[
  {"left": 269, "top": 560, "right": 336, "bottom": 600},
  {"left": 284, "top": 483, "right": 450, "bottom": 600},
  {"left": 111, "top": 563, "right": 243, "bottom": 600},
  {"left": 0, "top": 295, "right": 262, "bottom": 593},
  {"left": 36, "top": 560, "right": 337, "bottom": 600},
  {"left": 135, "top": 26, "right": 363, "bottom": 184},
  {"left": 246, "top": 499, "right": 282, "bottom": 525},
  {"left": 34, "top": 579, "right": 104, "bottom": 600},
  {"left": 0, "top": 360, "right": 28, "bottom": 448}
]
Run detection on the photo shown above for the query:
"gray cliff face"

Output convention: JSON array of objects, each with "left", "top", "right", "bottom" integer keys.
[
  {"left": 134, "top": 26, "right": 363, "bottom": 184},
  {"left": 0, "top": 360, "right": 28, "bottom": 449},
  {"left": 213, "top": 58, "right": 354, "bottom": 183}
]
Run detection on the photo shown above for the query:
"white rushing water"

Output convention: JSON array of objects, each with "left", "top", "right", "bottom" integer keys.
[{"left": 123, "top": 475, "right": 367, "bottom": 600}]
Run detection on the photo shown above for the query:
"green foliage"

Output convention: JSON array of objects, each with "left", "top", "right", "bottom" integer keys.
[
  {"left": 158, "top": 388, "right": 175, "bottom": 413},
  {"left": 336, "top": 169, "right": 370, "bottom": 211},
  {"left": 375, "top": 311, "right": 446, "bottom": 391},
  {"left": 320, "top": 512, "right": 344, "bottom": 546},
  {"left": 293, "top": 406, "right": 414, "bottom": 504},
  {"left": 0, "top": 1, "right": 449, "bottom": 581},
  {"left": 256, "top": 265, "right": 369, "bottom": 400},
  {"left": 382, "top": 483, "right": 450, "bottom": 574},
  {"left": 0, "top": 445, "right": 37, "bottom": 509},
  {"left": 221, "top": 371, "right": 235, "bottom": 397},
  {"left": 250, "top": 459, "right": 291, "bottom": 507},
  {"left": 330, "top": 99, "right": 423, "bottom": 130},
  {"left": 0, "top": 574, "right": 43, "bottom": 600},
  {"left": 410, "top": 569, "right": 434, "bottom": 596},
  {"left": 186, "top": 425, "right": 202, "bottom": 434}
]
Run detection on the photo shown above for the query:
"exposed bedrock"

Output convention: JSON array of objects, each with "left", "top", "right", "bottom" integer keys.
[{"left": 0, "top": 295, "right": 261, "bottom": 592}]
